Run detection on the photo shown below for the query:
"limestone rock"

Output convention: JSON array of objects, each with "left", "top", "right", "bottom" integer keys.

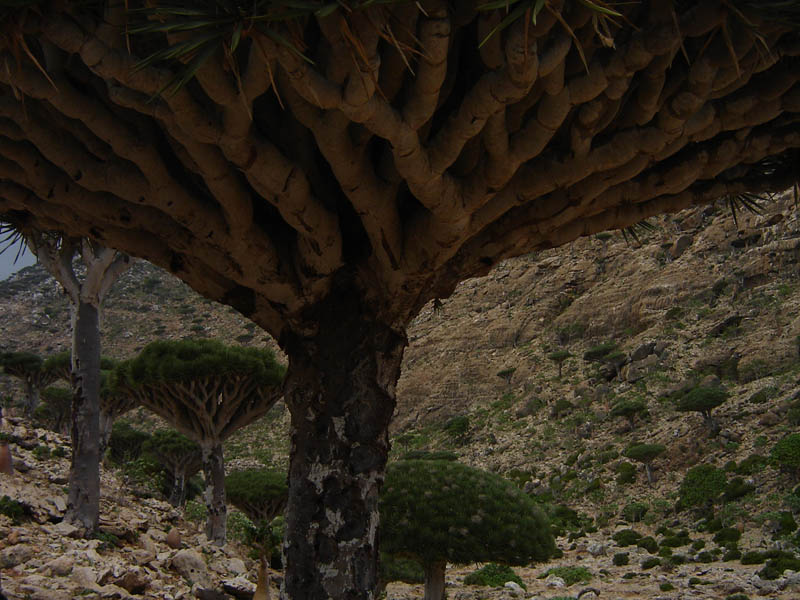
[
  {"left": 0, "top": 543, "right": 34, "bottom": 568},
  {"left": 166, "top": 528, "right": 182, "bottom": 549},
  {"left": 222, "top": 577, "right": 256, "bottom": 600},
  {"left": 171, "top": 549, "right": 209, "bottom": 586},
  {"left": 43, "top": 555, "right": 74, "bottom": 576}
]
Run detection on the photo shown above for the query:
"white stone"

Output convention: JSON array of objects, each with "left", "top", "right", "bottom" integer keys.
[
  {"left": 545, "top": 575, "right": 565, "bottom": 588},
  {"left": 504, "top": 580, "right": 525, "bottom": 596},
  {"left": 171, "top": 549, "right": 210, "bottom": 586}
]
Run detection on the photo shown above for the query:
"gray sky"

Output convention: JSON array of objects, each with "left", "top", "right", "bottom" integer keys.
[{"left": 0, "top": 239, "right": 36, "bottom": 281}]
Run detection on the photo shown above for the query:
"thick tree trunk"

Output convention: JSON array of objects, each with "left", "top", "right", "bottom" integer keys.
[
  {"left": 202, "top": 443, "right": 227, "bottom": 545},
  {"left": 280, "top": 293, "right": 407, "bottom": 600},
  {"left": 645, "top": 463, "right": 653, "bottom": 486},
  {"left": 423, "top": 561, "right": 447, "bottom": 600},
  {"left": 65, "top": 300, "right": 101, "bottom": 534}
]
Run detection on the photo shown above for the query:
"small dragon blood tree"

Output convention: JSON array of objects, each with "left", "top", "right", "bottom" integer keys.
[{"left": 380, "top": 460, "right": 555, "bottom": 600}]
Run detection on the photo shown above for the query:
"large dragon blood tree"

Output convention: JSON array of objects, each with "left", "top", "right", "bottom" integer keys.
[
  {"left": 113, "top": 339, "right": 285, "bottom": 544},
  {"left": 0, "top": 1, "right": 799, "bottom": 597}
]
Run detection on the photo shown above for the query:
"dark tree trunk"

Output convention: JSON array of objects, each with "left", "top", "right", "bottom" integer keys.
[
  {"left": 423, "top": 561, "right": 447, "bottom": 600},
  {"left": 645, "top": 463, "right": 653, "bottom": 485},
  {"left": 169, "top": 468, "right": 187, "bottom": 507},
  {"left": 65, "top": 300, "right": 101, "bottom": 534},
  {"left": 280, "top": 291, "right": 407, "bottom": 600},
  {"left": 202, "top": 443, "right": 227, "bottom": 545}
]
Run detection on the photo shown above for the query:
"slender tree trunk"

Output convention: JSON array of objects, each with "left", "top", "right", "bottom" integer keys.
[
  {"left": 202, "top": 443, "right": 227, "bottom": 545},
  {"left": 24, "top": 380, "right": 39, "bottom": 417},
  {"left": 645, "top": 463, "right": 653, "bottom": 485},
  {"left": 98, "top": 409, "right": 113, "bottom": 457},
  {"left": 169, "top": 468, "right": 187, "bottom": 507},
  {"left": 423, "top": 561, "right": 447, "bottom": 600},
  {"left": 65, "top": 300, "right": 101, "bottom": 534},
  {"left": 280, "top": 292, "right": 407, "bottom": 600}
]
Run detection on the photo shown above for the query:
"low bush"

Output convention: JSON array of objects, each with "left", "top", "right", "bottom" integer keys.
[
  {"left": 621, "top": 502, "right": 648, "bottom": 523},
  {"left": 612, "top": 529, "right": 642, "bottom": 547},
  {"left": 615, "top": 462, "right": 636, "bottom": 485},
  {"left": 758, "top": 554, "right": 800, "bottom": 579},
  {"left": 696, "top": 551, "right": 714, "bottom": 563},
  {"left": 660, "top": 582, "right": 675, "bottom": 591},
  {"left": 539, "top": 566, "right": 592, "bottom": 586},
  {"left": 724, "top": 477, "right": 755, "bottom": 502},
  {"left": 736, "top": 454, "right": 768, "bottom": 475},
  {"left": 464, "top": 563, "right": 525, "bottom": 589},
  {"left": 636, "top": 536, "right": 659, "bottom": 554},
  {"left": 641, "top": 557, "right": 660, "bottom": 569},
  {"left": 613, "top": 552, "right": 629, "bottom": 566},
  {"left": 379, "top": 554, "right": 424, "bottom": 585},
  {"left": 0, "top": 495, "right": 29, "bottom": 524},
  {"left": 740, "top": 551, "right": 767, "bottom": 564},
  {"left": 713, "top": 527, "right": 742, "bottom": 544}
]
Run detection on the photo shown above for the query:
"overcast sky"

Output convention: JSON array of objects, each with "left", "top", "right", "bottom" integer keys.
[{"left": 0, "top": 239, "right": 36, "bottom": 281}]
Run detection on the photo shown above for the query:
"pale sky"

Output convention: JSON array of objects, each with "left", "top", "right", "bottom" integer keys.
[{"left": 0, "top": 239, "right": 36, "bottom": 281}]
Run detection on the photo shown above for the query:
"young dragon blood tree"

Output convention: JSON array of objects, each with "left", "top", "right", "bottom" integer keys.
[
  {"left": 0, "top": 352, "right": 59, "bottom": 416},
  {"left": 143, "top": 429, "right": 203, "bottom": 507},
  {"left": 380, "top": 460, "right": 555, "bottom": 600},
  {"left": 115, "top": 339, "right": 285, "bottom": 544},
  {"left": 226, "top": 468, "right": 289, "bottom": 599}
]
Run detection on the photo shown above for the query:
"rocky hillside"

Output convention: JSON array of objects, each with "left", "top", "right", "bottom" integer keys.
[{"left": 2, "top": 190, "right": 800, "bottom": 599}]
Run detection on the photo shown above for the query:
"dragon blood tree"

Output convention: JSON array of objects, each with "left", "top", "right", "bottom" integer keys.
[
  {"left": 38, "top": 386, "right": 72, "bottom": 435},
  {"left": 226, "top": 468, "right": 289, "bottom": 596},
  {"left": 2, "top": 1, "right": 800, "bottom": 596},
  {"left": 115, "top": 339, "right": 285, "bottom": 544},
  {"left": 380, "top": 460, "right": 555, "bottom": 600},
  {"left": 143, "top": 429, "right": 204, "bottom": 507},
  {"left": 0, "top": 352, "right": 59, "bottom": 416}
]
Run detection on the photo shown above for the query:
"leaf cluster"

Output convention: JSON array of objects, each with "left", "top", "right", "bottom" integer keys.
[
  {"left": 380, "top": 460, "right": 555, "bottom": 567},
  {"left": 771, "top": 434, "right": 800, "bottom": 470},
  {"left": 675, "top": 386, "right": 729, "bottom": 415},
  {"left": 108, "top": 421, "right": 150, "bottom": 465},
  {"left": 143, "top": 429, "right": 202, "bottom": 465},
  {"left": 225, "top": 468, "right": 288, "bottom": 522},
  {"left": 679, "top": 464, "right": 727, "bottom": 508},
  {"left": 117, "top": 339, "right": 285, "bottom": 388},
  {"left": 610, "top": 398, "right": 647, "bottom": 421},
  {"left": 623, "top": 443, "right": 665, "bottom": 464}
]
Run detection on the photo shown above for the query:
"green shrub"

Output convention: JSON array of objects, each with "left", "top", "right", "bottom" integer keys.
[
  {"left": 610, "top": 399, "right": 648, "bottom": 428},
  {"left": 615, "top": 462, "right": 636, "bottom": 485},
  {"left": 679, "top": 464, "right": 726, "bottom": 511},
  {"left": 740, "top": 551, "right": 767, "bottom": 564},
  {"left": 0, "top": 495, "right": 29, "bottom": 524},
  {"left": 713, "top": 527, "right": 741, "bottom": 544},
  {"left": 636, "top": 536, "right": 659, "bottom": 553},
  {"left": 226, "top": 510, "right": 256, "bottom": 544},
  {"left": 661, "top": 534, "right": 690, "bottom": 548},
  {"left": 771, "top": 434, "right": 800, "bottom": 477},
  {"left": 758, "top": 554, "right": 800, "bottom": 579},
  {"left": 675, "top": 386, "right": 729, "bottom": 424},
  {"left": 464, "top": 563, "right": 525, "bottom": 589},
  {"left": 613, "top": 552, "right": 629, "bottom": 566},
  {"left": 723, "top": 546, "right": 742, "bottom": 561},
  {"left": 735, "top": 454, "right": 768, "bottom": 476},
  {"left": 540, "top": 566, "right": 592, "bottom": 586},
  {"left": 696, "top": 551, "right": 714, "bottom": 563},
  {"left": 550, "top": 398, "right": 574, "bottom": 418},
  {"left": 621, "top": 502, "right": 648, "bottom": 523},
  {"left": 660, "top": 582, "right": 675, "bottom": 591},
  {"left": 691, "top": 539, "right": 706, "bottom": 551},
  {"left": 612, "top": 529, "right": 642, "bottom": 547},
  {"left": 379, "top": 554, "right": 424, "bottom": 585},
  {"left": 401, "top": 450, "right": 458, "bottom": 461},
  {"left": 583, "top": 343, "right": 617, "bottom": 362},
  {"left": 641, "top": 557, "right": 660, "bottom": 569},
  {"left": 184, "top": 500, "right": 207, "bottom": 522},
  {"left": 442, "top": 415, "right": 470, "bottom": 437},
  {"left": 51, "top": 445, "right": 68, "bottom": 458},
  {"left": 724, "top": 595, "right": 750, "bottom": 600},
  {"left": 108, "top": 421, "right": 150, "bottom": 465},
  {"left": 723, "top": 477, "right": 755, "bottom": 502},
  {"left": 32, "top": 445, "right": 50, "bottom": 460}
]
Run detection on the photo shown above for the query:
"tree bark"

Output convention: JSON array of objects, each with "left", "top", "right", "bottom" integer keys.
[
  {"left": 423, "top": 561, "right": 447, "bottom": 600},
  {"left": 202, "top": 442, "right": 227, "bottom": 545},
  {"left": 98, "top": 408, "right": 113, "bottom": 457},
  {"left": 169, "top": 468, "right": 187, "bottom": 507},
  {"left": 280, "top": 291, "right": 407, "bottom": 600},
  {"left": 65, "top": 300, "right": 101, "bottom": 533},
  {"left": 24, "top": 380, "right": 39, "bottom": 417}
]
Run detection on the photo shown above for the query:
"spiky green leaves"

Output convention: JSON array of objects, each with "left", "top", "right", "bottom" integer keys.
[
  {"left": 623, "top": 443, "right": 666, "bottom": 465},
  {"left": 679, "top": 464, "right": 727, "bottom": 508},
  {"left": 380, "top": 460, "right": 555, "bottom": 567},
  {"left": 118, "top": 339, "right": 285, "bottom": 388},
  {"left": 225, "top": 468, "right": 288, "bottom": 524},
  {"left": 771, "top": 434, "right": 800, "bottom": 476},
  {"left": 675, "top": 386, "right": 729, "bottom": 418}
]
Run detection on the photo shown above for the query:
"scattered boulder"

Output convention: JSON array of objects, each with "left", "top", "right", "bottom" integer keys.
[
  {"left": 171, "top": 549, "right": 210, "bottom": 586},
  {"left": 0, "top": 543, "right": 34, "bottom": 568}
]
